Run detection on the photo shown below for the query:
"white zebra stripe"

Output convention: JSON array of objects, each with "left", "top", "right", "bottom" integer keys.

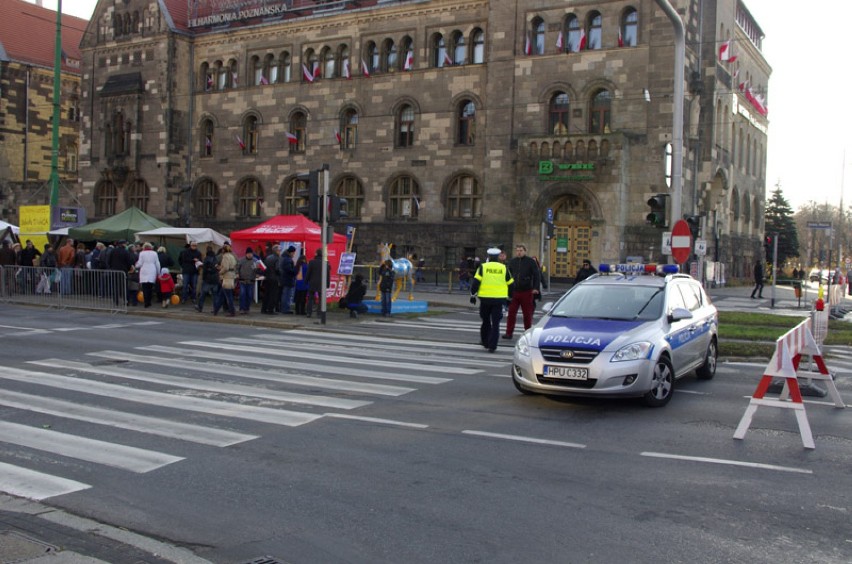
[{"left": 0, "top": 462, "right": 90, "bottom": 500}]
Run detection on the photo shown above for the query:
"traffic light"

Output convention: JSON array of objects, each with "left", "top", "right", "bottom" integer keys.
[
  {"left": 764, "top": 235, "right": 772, "bottom": 255},
  {"left": 545, "top": 222, "right": 555, "bottom": 240},
  {"left": 684, "top": 215, "right": 700, "bottom": 239},
  {"left": 329, "top": 195, "right": 348, "bottom": 223},
  {"left": 295, "top": 170, "right": 319, "bottom": 221},
  {"left": 646, "top": 194, "right": 668, "bottom": 228}
]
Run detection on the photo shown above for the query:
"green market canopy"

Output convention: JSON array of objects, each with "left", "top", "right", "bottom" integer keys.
[{"left": 67, "top": 207, "right": 169, "bottom": 243}]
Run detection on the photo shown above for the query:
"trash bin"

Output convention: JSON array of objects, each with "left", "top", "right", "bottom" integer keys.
[{"left": 794, "top": 282, "right": 802, "bottom": 299}]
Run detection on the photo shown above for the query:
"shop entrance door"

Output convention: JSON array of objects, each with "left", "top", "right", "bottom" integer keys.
[{"left": 550, "top": 223, "right": 592, "bottom": 281}]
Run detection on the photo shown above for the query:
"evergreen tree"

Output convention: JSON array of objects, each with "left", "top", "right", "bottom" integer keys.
[{"left": 763, "top": 183, "right": 800, "bottom": 264}]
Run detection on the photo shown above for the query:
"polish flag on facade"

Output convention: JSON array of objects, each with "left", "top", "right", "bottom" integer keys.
[
  {"left": 443, "top": 51, "right": 453, "bottom": 67},
  {"left": 206, "top": 74, "right": 213, "bottom": 90},
  {"left": 342, "top": 58, "right": 351, "bottom": 79},
  {"left": 313, "top": 63, "right": 321, "bottom": 79},
  {"left": 718, "top": 39, "right": 737, "bottom": 63},
  {"left": 578, "top": 29, "right": 587, "bottom": 51},
  {"left": 618, "top": 29, "right": 624, "bottom": 48},
  {"left": 285, "top": 132, "right": 298, "bottom": 145},
  {"left": 259, "top": 74, "right": 269, "bottom": 85},
  {"left": 556, "top": 31, "right": 564, "bottom": 50},
  {"left": 404, "top": 50, "right": 414, "bottom": 71},
  {"left": 302, "top": 64, "right": 315, "bottom": 83},
  {"left": 335, "top": 129, "right": 342, "bottom": 144},
  {"left": 205, "top": 137, "right": 212, "bottom": 149},
  {"left": 361, "top": 58, "right": 370, "bottom": 77},
  {"left": 234, "top": 135, "right": 245, "bottom": 150},
  {"left": 524, "top": 33, "right": 532, "bottom": 55}
]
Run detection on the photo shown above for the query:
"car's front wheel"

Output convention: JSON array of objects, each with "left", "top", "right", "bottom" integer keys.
[
  {"left": 696, "top": 338, "right": 717, "bottom": 380},
  {"left": 643, "top": 356, "right": 674, "bottom": 407}
]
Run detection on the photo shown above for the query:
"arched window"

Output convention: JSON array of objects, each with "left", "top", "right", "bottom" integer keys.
[
  {"left": 587, "top": 11, "right": 602, "bottom": 50},
  {"left": 743, "top": 194, "right": 752, "bottom": 226},
  {"left": 367, "top": 42, "right": 380, "bottom": 74},
  {"left": 201, "top": 118, "right": 214, "bottom": 157},
  {"left": 228, "top": 59, "right": 238, "bottom": 88},
  {"left": 107, "top": 110, "right": 130, "bottom": 157},
  {"left": 746, "top": 134, "right": 751, "bottom": 173},
  {"left": 261, "top": 54, "right": 274, "bottom": 84},
  {"left": 401, "top": 36, "right": 414, "bottom": 70},
  {"left": 731, "top": 187, "right": 740, "bottom": 221},
  {"left": 339, "top": 45, "right": 350, "bottom": 78},
  {"left": 215, "top": 60, "right": 226, "bottom": 90},
  {"left": 201, "top": 62, "right": 213, "bottom": 92},
  {"left": 452, "top": 31, "right": 466, "bottom": 65},
  {"left": 382, "top": 38, "right": 397, "bottom": 72},
  {"left": 397, "top": 104, "right": 415, "bottom": 147},
  {"left": 194, "top": 179, "right": 219, "bottom": 219},
  {"left": 65, "top": 141, "right": 78, "bottom": 173},
  {"left": 322, "top": 46, "right": 335, "bottom": 78},
  {"left": 388, "top": 175, "right": 420, "bottom": 219},
  {"left": 433, "top": 34, "right": 448, "bottom": 67},
  {"left": 251, "top": 55, "right": 263, "bottom": 86},
  {"left": 127, "top": 179, "right": 150, "bottom": 212},
  {"left": 622, "top": 8, "right": 638, "bottom": 47},
  {"left": 566, "top": 15, "right": 582, "bottom": 52},
  {"left": 472, "top": 29, "right": 485, "bottom": 64},
  {"left": 237, "top": 178, "right": 262, "bottom": 218},
  {"left": 341, "top": 108, "right": 358, "bottom": 149},
  {"left": 96, "top": 181, "right": 118, "bottom": 217},
  {"left": 458, "top": 100, "right": 475, "bottom": 145},
  {"left": 589, "top": 89, "right": 611, "bottom": 133},
  {"left": 304, "top": 49, "right": 319, "bottom": 82},
  {"left": 532, "top": 18, "right": 545, "bottom": 55},
  {"left": 289, "top": 111, "right": 306, "bottom": 154},
  {"left": 283, "top": 175, "right": 307, "bottom": 215},
  {"left": 446, "top": 174, "right": 482, "bottom": 219},
  {"left": 549, "top": 92, "right": 570, "bottom": 135},
  {"left": 335, "top": 176, "right": 364, "bottom": 219},
  {"left": 243, "top": 115, "right": 259, "bottom": 155},
  {"left": 279, "top": 51, "right": 292, "bottom": 83}
]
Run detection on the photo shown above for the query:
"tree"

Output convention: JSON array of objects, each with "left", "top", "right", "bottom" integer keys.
[
  {"left": 763, "top": 183, "right": 799, "bottom": 265},
  {"left": 794, "top": 200, "right": 850, "bottom": 268}
]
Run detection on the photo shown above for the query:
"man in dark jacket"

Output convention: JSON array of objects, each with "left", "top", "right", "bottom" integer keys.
[
  {"left": 305, "top": 248, "right": 329, "bottom": 318},
  {"left": 278, "top": 245, "right": 297, "bottom": 313},
  {"left": 261, "top": 245, "right": 280, "bottom": 314},
  {"left": 503, "top": 244, "right": 541, "bottom": 339},
  {"left": 751, "top": 260, "right": 764, "bottom": 299},
  {"left": 108, "top": 240, "right": 135, "bottom": 305},
  {"left": 179, "top": 242, "right": 203, "bottom": 304},
  {"left": 575, "top": 259, "right": 597, "bottom": 284}
]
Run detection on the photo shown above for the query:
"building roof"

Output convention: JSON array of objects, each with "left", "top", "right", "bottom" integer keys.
[{"left": 0, "top": 0, "right": 86, "bottom": 72}]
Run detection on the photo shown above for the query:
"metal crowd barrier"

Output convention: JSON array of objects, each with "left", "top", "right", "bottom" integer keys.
[{"left": 0, "top": 266, "right": 128, "bottom": 313}]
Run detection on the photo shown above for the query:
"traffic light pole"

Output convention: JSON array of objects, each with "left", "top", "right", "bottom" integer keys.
[
  {"left": 320, "top": 164, "right": 330, "bottom": 325},
  {"left": 770, "top": 232, "right": 778, "bottom": 309}
]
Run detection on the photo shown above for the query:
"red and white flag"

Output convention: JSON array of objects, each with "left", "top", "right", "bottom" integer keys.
[
  {"left": 342, "top": 58, "right": 351, "bottom": 79},
  {"left": 443, "top": 51, "right": 453, "bottom": 67},
  {"left": 231, "top": 72, "right": 238, "bottom": 87},
  {"left": 524, "top": 33, "right": 532, "bottom": 55},
  {"left": 578, "top": 29, "right": 587, "bottom": 51},
  {"left": 404, "top": 50, "right": 414, "bottom": 71},
  {"left": 361, "top": 58, "right": 370, "bottom": 77},
  {"left": 313, "top": 63, "right": 321, "bottom": 79},
  {"left": 618, "top": 29, "right": 624, "bottom": 48},
  {"left": 335, "top": 129, "right": 342, "bottom": 144},
  {"left": 206, "top": 74, "right": 213, "bottom": 90},
  {"left": 205, "top": 137, "right": 212, "bottom": 149},
  {"left": 556, "top": 31, "right": 564, "bottom": 50},
  {"left": 718, "top": 39, "right": 737, "bottom": 63},
  {"left": 259, "top": 74, "right": 269, "bottom": 85},
  {"left": 234, "top": 135, "right": 245, "bottom": 150},
  {"left": 285, "top": 131, "right": 298, "bottom": 145},
  {"left": 302, "top": 63, "right": 315, "bottom": 83}
]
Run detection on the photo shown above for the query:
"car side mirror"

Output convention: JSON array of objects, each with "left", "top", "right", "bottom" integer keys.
[
  {"left": 541, "top": 302, "right": 554, "bottom": 313},
  {"left": 668, "top": 307, "right": 693, "bottom": 323}
]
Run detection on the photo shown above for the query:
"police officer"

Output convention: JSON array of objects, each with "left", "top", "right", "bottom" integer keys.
[{"left": 471, "top": 247, "right": 514, "bottom": 352}]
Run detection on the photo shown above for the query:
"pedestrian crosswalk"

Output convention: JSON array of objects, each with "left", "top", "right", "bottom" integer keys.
[{"left": 0, "top": 327, "right": 511, "bottom": 501}]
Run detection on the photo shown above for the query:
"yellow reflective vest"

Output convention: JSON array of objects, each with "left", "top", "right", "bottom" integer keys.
[{"left": 474, "top": 261, "right": 514, "bottom": 298}]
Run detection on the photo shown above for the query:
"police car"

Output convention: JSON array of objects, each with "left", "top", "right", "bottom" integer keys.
[{"left": 511, "top": 264, "right": 718, "bottom": 407}]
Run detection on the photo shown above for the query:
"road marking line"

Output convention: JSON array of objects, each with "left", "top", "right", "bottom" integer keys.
[
  {"left": 640, "top": 451, "right": 812, "bottom": 474},
  {"left": 677, "top": 389, "right": 707, "bottom": 395},
  {"left": 325, "top": 413, "right": 429, "bottom": 429},
  {"left": 462, "top": 430, "right": 586, "bottom": 449},
  {"left": 0, "top": 462, "right": 91, "bottom": 500},
  {"left": 0, "top": 421, "right": 184, "bottom": 473}
]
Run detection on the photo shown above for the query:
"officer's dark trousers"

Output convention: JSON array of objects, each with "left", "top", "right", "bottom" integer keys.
[{"left": 479, "top": 297, "right": 504, "bottom": 351}]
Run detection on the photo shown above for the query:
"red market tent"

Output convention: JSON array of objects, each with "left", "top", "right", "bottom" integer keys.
[{"left": 229, "top": 215, "right": 348, "bottom": 299}]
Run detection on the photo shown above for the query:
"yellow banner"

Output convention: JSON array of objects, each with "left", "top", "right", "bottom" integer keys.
[{"left": 19, "top": 205, "right": 52, "bottom": 252}]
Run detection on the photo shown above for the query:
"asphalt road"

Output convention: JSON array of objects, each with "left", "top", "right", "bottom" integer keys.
[{"left": 0, "top": 304, "right": 851, "bottom": 563}]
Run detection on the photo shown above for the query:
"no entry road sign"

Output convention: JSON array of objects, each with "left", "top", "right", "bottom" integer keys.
[{"left": 671, "top": 219, "right": 692, "bottom": 264}]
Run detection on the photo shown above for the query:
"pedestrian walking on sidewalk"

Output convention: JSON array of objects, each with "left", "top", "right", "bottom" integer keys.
[{"left": 751, "top": 260, "right": 764, "bottom": 299}]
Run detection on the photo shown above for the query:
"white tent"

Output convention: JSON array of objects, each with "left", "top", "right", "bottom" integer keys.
[
  {"left": 135, "top": 227, "right": 229, "bottom": 247},
  {"left": 1, "top": 220, "right": 19, "bottom": 243},
  {"left": 0, "top": 220, "right": 20, "bottom": 235}
]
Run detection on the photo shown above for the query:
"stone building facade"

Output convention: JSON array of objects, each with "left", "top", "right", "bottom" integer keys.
[
  {"left": 0, "top": 0, "right": 86, "bottom": 221},
  {"left": 76, "top": 0, "right": 770, "bottom": 282}
]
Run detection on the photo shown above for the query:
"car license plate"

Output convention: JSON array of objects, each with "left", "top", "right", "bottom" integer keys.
[{"left": 543, "top": 365, "right": 588, "bottom": 380}]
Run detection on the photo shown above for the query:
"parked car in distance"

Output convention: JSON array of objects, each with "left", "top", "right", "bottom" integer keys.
[{"left": 808, "top": 269, "right": 829, "bottom": 283}]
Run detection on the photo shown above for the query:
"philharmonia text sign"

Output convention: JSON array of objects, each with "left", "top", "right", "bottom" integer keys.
[{"left": 188, "top": 0, "right": 292, "bottom": 28}]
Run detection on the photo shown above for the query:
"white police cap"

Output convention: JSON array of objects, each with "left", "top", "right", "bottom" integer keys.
[{"left": 486, "top": 247, "right": 502, "bottom": 256}]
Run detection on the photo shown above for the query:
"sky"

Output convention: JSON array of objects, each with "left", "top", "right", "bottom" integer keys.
[{"left": 37, "top": 0, "right": 852, "bottom": 213}]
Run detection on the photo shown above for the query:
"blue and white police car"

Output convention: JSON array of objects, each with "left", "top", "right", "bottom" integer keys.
[{"left": 512, "top": 264, "right": 718, "bottom": 407}]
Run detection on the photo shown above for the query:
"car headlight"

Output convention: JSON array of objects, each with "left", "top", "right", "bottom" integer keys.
[
  {"left": 516, "top": 334, "right": 531, "bottom": 357},
  {"left": 611, "top": 342, "right": 652, "bottom": 362}
]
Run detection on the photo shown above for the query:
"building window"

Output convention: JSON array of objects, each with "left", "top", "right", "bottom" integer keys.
[
  {"left": 251, "top": 55, "right": 262, "bottom": 86},
  {"left": 341, "top": 108, "right": 358, "bottom": 149},
  {"left": 382, "top": 38, "right": 397, "bottom": 72},
  {"left": 279, "top": 51, "right": 291, "bottom": 83},
  {"left": 458, "top": 100, "right": 475, "bottom": 145},
  {"left": 335, "top": 176, "right": 364, "bottom": 219},
  {"left": 622, "top": 8, "right": 638, "bottom": 47},
  {"left": 338, "top": 45, "right": 350, "bottom": 78},
  {"left": 107, "top": 110, "right": 130, "bottom": 157},
  {"left": 589, "top": 89, "right": 611, "bottom": 134},
  {"left": 194, "top": 179, "right": 219, "bottom": 219},
  {"left": 290, "top": 111, "right": 306, "bottom": 154},
  {"left": 433, "top": 34, "right": 448, "bottom": 67},
  {"left": 566, "top": 15, "right": 582, "bottom": 52},
  {"left": 550, "top": 92, "right": 570, "bottom": 135},
  {"left": 322, "top": 46, "right": 335, "bottom": 78},
  {"left": 304, "top": 49, "right": 319, "bottom": 82},
  {"left": 472, "top": 29, "right": 485, "bottom": 64},
  {"left": 65, "top": 142, "right": 78, "bottom": 172},
  {"left": 452, "top": 31, "right": 467, "bottom": 64},
  {"left": 215, "top": 60, "right": 227, "bottom": 90},
  {"left": 367, "top": 41, "right": 380, "bottom": 74},
  {"left": 397, "top": 104, "right": 415, "bottom": 147},
  {"left": 228, "top": 59, "right": 238, "bottom": 88},
  {"left": 96, "top": 181, "right": 118, "bottom": 217},
  {"left": 237, "top": 178, "right": 262, "bottom": 218},
  {"left": 388, "top": 175, "right": 420, "bottom": 219},
  {"left": 446, "top": 174, "right": 482, "bottom": 219},
  {"left": 283, "top": 176, "right": 306, "bottom": 215},
  {"left": 532, "top": 18, "right": 545, "bottom": 55},
  {"left": 201, "top": 119, "right": 214, "bottom": 157},
  {"left": 587, "top": 11, "right": 602, "bottom": 50},
  {"left": 243, "top": 115, "right": 259, "bottom": 155},
  {"left": 127, "top": 179, "right": 149, "bottom": 212},
  {"left": 401, "top": 36, "right": 414, "bottom": 70}
]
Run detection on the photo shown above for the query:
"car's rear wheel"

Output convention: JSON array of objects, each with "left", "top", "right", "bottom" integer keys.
[
  {"left": 696, "top": 338, "right": 717, "bottom": 380},
  {"left": 643, "top": 356, "right": 674, "bottom": 407}
]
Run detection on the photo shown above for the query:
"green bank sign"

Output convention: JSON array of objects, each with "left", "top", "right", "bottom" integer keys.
[{"left": 538, "top": 161, "right": 595, "bottom": 181}]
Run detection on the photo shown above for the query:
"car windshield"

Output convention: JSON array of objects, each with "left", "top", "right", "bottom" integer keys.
[{"left": 550, "top": 284, "right": 664, "bottom": 321}]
